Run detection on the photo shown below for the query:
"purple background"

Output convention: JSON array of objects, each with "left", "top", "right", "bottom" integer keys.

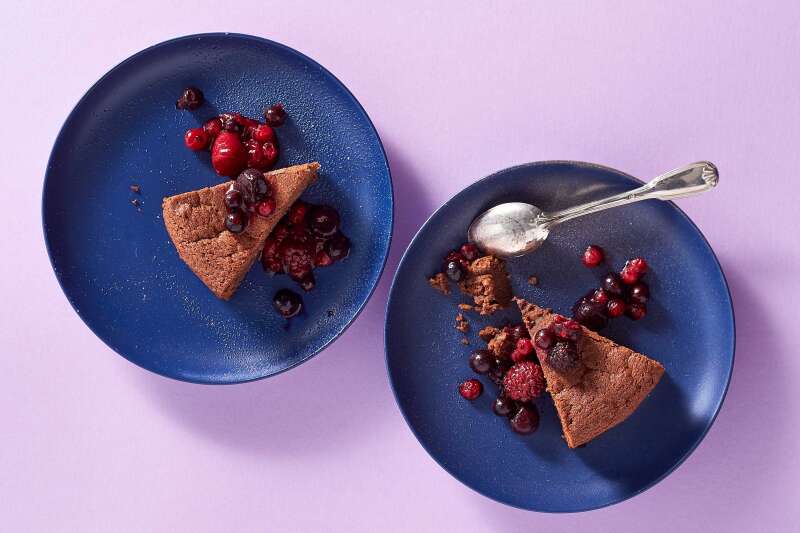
[{"left": 2, "top": 2, "right": 798, "bottom": 531}]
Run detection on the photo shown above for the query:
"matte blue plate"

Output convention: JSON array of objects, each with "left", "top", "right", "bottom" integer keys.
[
  {"left": 385, "top": 161, "right": 734, "bottom": 512},
  {"left": 43, "top": 34, "right": 392, "bottom": 384}
]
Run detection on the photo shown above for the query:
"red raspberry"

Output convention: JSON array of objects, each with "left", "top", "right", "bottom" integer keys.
[
  {"left": 503, "top": 362, "right": 545, "bottom": 402},
  {"left": 582, "top": 244, "right": 605, "bottom": 267},
  {"left": 458, "top": 379, "right": 483, "bottom": 400},
  {"left": 511, "top": 338, "right": 534, "bottom": 362}
]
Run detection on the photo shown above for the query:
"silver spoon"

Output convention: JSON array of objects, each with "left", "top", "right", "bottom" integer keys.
[{"left": 468, "top": 161, "right": 719, "bottom": 257}]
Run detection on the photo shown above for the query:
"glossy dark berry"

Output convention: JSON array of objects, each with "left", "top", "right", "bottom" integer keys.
[
  {"left": 547, "top": 341, "right": 579, "bottom": 372},
  {"left": 225, "top": 209, "right": 247, "bottom": 234},
  {"left": 460, "top": 243, "right": 480, "bottom": 261},
  {"left": 203, "top": 117, "right": 222, "bottom": 138},
  {"left": 508, "top": 324, "right": 529, "bottom": 340},
  {"left": 509, "top": 404, "right": 540, "bottom": 434},
  {"left": 297, "top": 272, "right": 316, "bottom": 292},
  {"left": 263, "top": 103, "right": 287, "bottom": 127},
  {"left": 175, "top": 87, "right": 204, "bottom": 110},
  {"left": 626, "top": 302, "right": 647, "bottom": 320},
  {"left": 325, "top": 233, "right": 351, "bottom": 261},
  {"left": 236, "top": 168, "right": 268, "bottom": 205},
  {"left": 224, "top": 187, "right": 243, "bottom": 211},
  {"left": 572, "top": 299, "right": 608, "bottom": 331},
  {"left": 606, "top": 298, "right": 626, "bottom": 318},
  {"left": 184, "top": 127, "right": 209, "bottom": 150},
  {"left": 309, "top": 206, "right": 340, "bottom": 237},
  {"left": 493, "top": 396, "right": 516, "bottom": 417},
  {"left": 628, "top": 257, "right": 649, "bottom": 275},
  {"left": 458, "top": 379, "right": 483, "bottom": 400},
  {"left": 553, "top": 318, "right": 581, "bottom": 341},
  {"left": 582, "top": 244, "right": 605, "bottom": 267},
  {"left": 469, "top": 349, "right": 494, "bottom": 374},
  {"left": 629, "top": 282, "right": 650, "bottom": 304},
  {"left": 273, "top": 288, "right": 302, "bottom": 318},
  {"left": 591, "top": 288, "right": 610, "bottom": 305},
  {"left": 601, "top": 272, "right": 624, "bottom": 296},
  {"left": 445, "top": 261, "right": 464, "bottom": 282},
  {"left": 489, "top": 359, "right": 512, "bottom": 386},
  {"left": 534, "top": 328, "right": 555, "bottom": 350}
]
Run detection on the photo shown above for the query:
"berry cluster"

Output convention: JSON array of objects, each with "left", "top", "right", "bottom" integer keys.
[
  {"left": 442, "top": 242, "right": 481, "bottom": 282},
  {"left": 534, "top": 315, "right": 582, "bottom": 373},
  {"left": 182, "top": 100, "right": 287, "bottom": 177},
  {"left": 261, "top": 202, "right": 351, "bottom": 292},
  {"left": 459, "top": 323, "right": 543, "bottom": 435},
  {"left": 222, "top": 169, "right": 276, "bottom": 234},
  {"left": 572, "top": 246, "right": 651, "bottom": 330}
]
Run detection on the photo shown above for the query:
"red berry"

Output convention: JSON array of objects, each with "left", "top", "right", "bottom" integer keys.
[
  {"left": 553, "top": 318, "right": 581, "bottom": 341},
  {"left": 183, "top": 127, "right": 209, "bottom": 151},
  {"left": 621, "top": 258, "right": 648, "bottom": 285},
  {"left": 460, "top": 243, "right": 480, "bottom": 261},
  {"left": 582, "top": 244, "right": 605, "bottom": 267},
  {"left": 458, "top": 379, "right": 483, "bottom": 400},
  {"left": 272, "top": 223, "right": 290, "bottom": 242},
  {"left": 211, "top": 131, "right": 248, "bottom": 177},
  {"left": 511, "top": 338, "right": 534, "bottom": 362},
  {"left": 278, "top": 238, "right": 315, "bottom": 281},
  {"left": 256, "top": 198, "right": 276, "bottom": 217},
  {"left": 510, "top": 404, "right": 540, "bottom": 434},
  {"left": 315, "top": 250, "right": 333, "bottom": 267},
  {"left": 262, "top": 141, "right": 279, "bottom": 169},
  {"left": 251, "top": 124, "right": 276, "bottom": 143},
  {"left": 534, "top": 328, "right": 555, "bottom": 350},
  {"left": 626, "top": 302, "right": 647, "bottom": 320},
  {"left": 503, "top": 361, "right": 545, "bottom": 402},
  {"left": 262, "top": 256, "right": 283, "bottom": 273},
  {"left": 262, "top": 236, "right": 279, "bottom": 258},
  {"left": 606, "top": 298, "right": 626, "bottom": 318},
  {"left": 628, "top": 257, "right": 649, "bottom": 275},
  {"left": 591, "top": 288, "right": 609, "bottom": 305},
  {"left": 445, "top": 249, "right": 469, "bottom": 270},
  {"left": 629, "top": 282, "right": 650, "bottom": 304},
  {"left": 203, "top": 117, "right": 222, "bottom": 138},
  {"left": 264, "top": 103, "right": 287, "bottom": 127},
  {"left": 288, "top": 201, "right": 310, "bottom": 225},
  {"left": 246, "top": 140, "right": 269, "bottom": 170},
  {"left": 175, "top": 87, "right": 204, "bottom": 110}
]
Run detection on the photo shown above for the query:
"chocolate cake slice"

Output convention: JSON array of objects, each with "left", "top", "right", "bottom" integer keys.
[
  {"left": 162, "top": 162, "right": 319, "bottom": 300},
  {"left": 516, "top": 297, "right": 664, "bottom": 448}
]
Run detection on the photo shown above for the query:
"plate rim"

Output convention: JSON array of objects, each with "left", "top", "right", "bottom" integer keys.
[
  {"left": 41, "top": 32, "right": 394, "bottom": 385},
  {"left": 383, "top": 160, "right": 735, "bottom": 512}
]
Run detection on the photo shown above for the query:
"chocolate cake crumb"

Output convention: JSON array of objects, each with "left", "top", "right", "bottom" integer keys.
[
  {"left": 479, "top": 326, "right": 500, "bottom": 342},
  {"left": 428, "top": 273, "right": 450, "bottom": 295},
  {"left": 527, "top": 275, "right": 539, "bottom": 286},
  {"left": 458, "top": 303, "right": 474, "bottom": 312},
  {"left": 460, "top": 338, "right": 470, "bottom": 345},
  {"left": 455, "top": 313, "right": 470, "bottom": 333},
  {"left": 130, "top": 184, "right": 141, "bottom": 194},
  {"left": 458, "top": 255, "right": 512, "bottom": 315}
]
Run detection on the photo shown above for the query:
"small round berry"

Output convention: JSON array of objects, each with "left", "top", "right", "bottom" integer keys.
[
  {"left": 629, "top": 282, "right": 650, "bottom": 304},
  {"left": 606, "top": 298, "right": 626, "bottom": 318},
  {"left": 175, "top": 87, "right": 204, "bottom": 110},
  {"left": 183, "top": 127, "right": 209, "bottom": 150},
  {"left": 582, "top": 244, "right": 605, "bottom": 267},
  {"left": 445, "top": 260, "right": 464, "bottom": 282},
  {"left": 553, "top": 318, "right": 581, "bottom": 341},
  {"left": 236, "top": 168, "right": 267, "bottom": 205},
  {"left": 256, "top": 197, "right": 277, "bottom": 217},
  {"left": 591, "top": 288, "right": 610, "bottom": 305},
  {"left": 508, "top": 324, "right": 529, "bottom": 340},
  {"left": 460, "top": 243, "right": 480, "bottom": 261},
  {"left": 325, "top": 234, "right": 351, "bottom": 262},
  {"left": 262, "top": 141, "right": 279, "bottom": 168},
  {"left": 572, "top": 299, "right": 608, "bottom": 331},
  {"left": 626, "top": 302, "right": 647, "bottom": 320},
  {"left": 628, "top": 257, "right": 649, "bottom": 275},
  {"left": 273, "top": 288, "right": 302, "bottom": 318},
  {"left": 309, "top": 206, "right": 341, "bottom": 237},
  {"left": 515, "top": 338, "right": 534, "bottom": 357},
  {"left": 218, "top": 113, "right": 243, "bottom": 133},
  {"left": 601, "top": 272, "right": 624, "bottom": 295},
  {"left": 251, "top": 124, "right": 276, "bottom": 143},
  {"left": 509, "top": 404, "right": 540, "bottom": 434},
  {"left": 547, "top": 341, "right": 579, "bottom": 372},
  {"left": 211, "top": 131, "right": 248, "bottom": 177},
  {"left": 225, "top": 209, "right": 247, "bottom": 234},
  {"left": 297, "top": 272, "right": 316, "bottom": 292},
  {"left": 620, "top": 265, "right": 640, "bottom": 285},
  {"left": 264, "top": 103, "right": 287, "bottom": 127},
  {"left": 534, "top": 328, "right": 555, "bottom": 350},
  {"left": 224, "top": 187, "right": 243, "bottom": 211},
  {"left": 488, "top": 358, "right": 512, "bottom": 386},
  {"left": 314, "top": 250, "right": 333, "bottom": 267},
  {"left": 203, "top": 117, "right": 222, "bottom": 138},
  {"left": 469, "top": 349, "right": 494, "bottom": 374},
  {"left": 458, "top": 379, "right": 483, "bottom": 400},
  {"left": 493, "top": 396, "right": 516, "bottom": 417}
]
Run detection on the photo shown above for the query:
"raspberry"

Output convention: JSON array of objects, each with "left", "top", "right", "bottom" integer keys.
[
  {"left": 510, "top": 338, "right": 534, "bottom": 362},
  {"left": 502, "top": 362, "right": 545, "bottom": 402},
  {"left": 547, "top": 341, "right": 579, "bottom": 372}
]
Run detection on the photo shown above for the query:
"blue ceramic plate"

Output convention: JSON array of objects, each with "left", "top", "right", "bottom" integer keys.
[
  {"left": 43, "top": 34, "right": 392, "bottom": 384},
  {"left": 385, "top": 161, "right": 734, "bottom": 512}
]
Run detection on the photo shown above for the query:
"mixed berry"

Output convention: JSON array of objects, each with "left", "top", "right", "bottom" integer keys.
[
  {"left": 442, "top": 242, "right": 480, "bottom": 282},
  {"left": 572, "top": 246, "right": 652, "bottom": 330},
  {"left": 261, "top": 201, "right": 350, "bottom": 292},
  {"left": 460, "top": 323, "right": 543, "bottom": 435},
  {"left": 535, "top": 315, "right": 582, "bottom": 372},
  {"left": 179, "top": 91, "right": 286, "bottom": 177},
  {"left": 222, "top": 168, "right": 276, "bottom": 234},
  {"left": 273, "top": 288, "right": 303, "bottom": 319}
]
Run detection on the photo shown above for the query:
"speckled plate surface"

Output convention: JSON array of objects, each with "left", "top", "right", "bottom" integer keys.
[
  {"left": 42, "top": 33, "right": 392, "bottom": 383},
  {"left": 385, "top": 161, "right": 734, "bottom": 512}
]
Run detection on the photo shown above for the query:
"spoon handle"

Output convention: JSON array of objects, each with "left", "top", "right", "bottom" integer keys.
[{"left": 539, "top": 161, "right": 719, "bottom": 227}]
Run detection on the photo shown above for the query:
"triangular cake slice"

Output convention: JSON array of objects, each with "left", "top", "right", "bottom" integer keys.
[
  {"left": 162, "top": 162, "right": 320, "bottom": 300},
  {"left": 516, "top": 297, "right": 664, "bottom": 448}
]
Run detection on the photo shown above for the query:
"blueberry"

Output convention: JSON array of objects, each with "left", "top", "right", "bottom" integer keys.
[
  {"left": 469, "top": 349, "right": 494, "bottom": 374},
  {"left": 273, "top": 289, "right": 303, "bottom": 318},
  {"left": 445, "top": 260, "right": 464, "bottom": 282},
  {"left": 493, "top": 396, "right": 516, "bottom": 417},
  {"left": 225, "top": 209, "right": 247, "bottom": 234}
]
